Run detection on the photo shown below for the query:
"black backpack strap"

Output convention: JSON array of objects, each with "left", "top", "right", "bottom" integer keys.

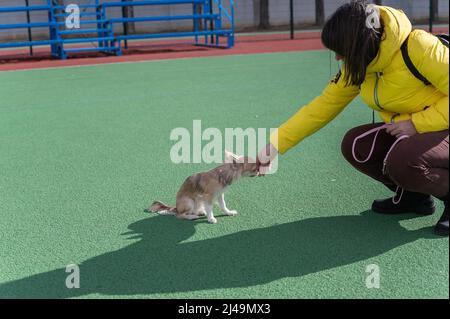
[
  {"left": 401, "top": 35, "right": 431, "bottom": 85},
  {"left": 437, "top": 34, "right": 450, "bottom": 46}
]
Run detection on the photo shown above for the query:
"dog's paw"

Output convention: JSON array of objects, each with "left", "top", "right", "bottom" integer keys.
[
  {"left": 226, "top": 210, "right": 238, "bottom": 216},
  {"left": 208, "top": 217, "right": 218, "bottom": 224}
]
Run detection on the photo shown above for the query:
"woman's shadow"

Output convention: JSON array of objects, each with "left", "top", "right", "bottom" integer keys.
[{"left": 0, "top": 210, "right": 438, "bottom": 298}]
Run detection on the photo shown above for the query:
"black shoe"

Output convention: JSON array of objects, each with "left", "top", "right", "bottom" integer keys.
[
  {"left": 372, "top": 191, "right": 435, "bottom": 215},
  {"left": 434, "top": 195, "right": 449, "bottom": 237}
]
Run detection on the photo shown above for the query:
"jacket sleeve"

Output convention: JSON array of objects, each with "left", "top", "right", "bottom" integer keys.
[
  {"left": 408, "top": 30, "right": 449, "bottom": 133},
  {"left": 270, "top": 71, "right": 360, "bottom": 154}
]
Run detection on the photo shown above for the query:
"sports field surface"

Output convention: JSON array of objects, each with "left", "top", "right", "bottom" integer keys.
[{"left": 0, "top": 49, "right": 448, "bottom": 298}]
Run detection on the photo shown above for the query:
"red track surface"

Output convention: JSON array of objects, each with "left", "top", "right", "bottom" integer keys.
[
  {"left": 0, "top": 27, "right": 448, "bottom": 72},
  {"left": 0, "top": 32, "right": 324, "bottom": 71}
]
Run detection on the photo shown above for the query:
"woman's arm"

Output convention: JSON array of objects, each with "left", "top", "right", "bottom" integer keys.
[
  {"left": 270, "top": 70, "right": 360, "bottom": 155},
  {"left": 256, "top": 70, "right": 360, "bottom": 173}
]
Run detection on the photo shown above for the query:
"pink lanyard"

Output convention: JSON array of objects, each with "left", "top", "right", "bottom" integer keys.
[{"left": 351, "top": 124, "right": 409, "bottom": 204}]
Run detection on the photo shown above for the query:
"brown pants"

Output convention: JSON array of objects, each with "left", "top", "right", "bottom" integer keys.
[{"left": 341, "top": 123, "right": 449, "bottom": 199}]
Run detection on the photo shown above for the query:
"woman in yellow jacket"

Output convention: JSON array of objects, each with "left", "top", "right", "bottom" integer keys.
[{"left": 257, "top": 1, "right": 449, "bottom": 236}]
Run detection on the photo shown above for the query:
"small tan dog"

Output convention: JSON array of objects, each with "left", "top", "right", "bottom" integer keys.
[{"left": 148, "top": 150, "right": 259, "bottom": 224}]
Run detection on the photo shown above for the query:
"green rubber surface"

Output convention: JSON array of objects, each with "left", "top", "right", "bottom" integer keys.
[{"left": 0, "top": 51, "right": 448, "bottom": 299}]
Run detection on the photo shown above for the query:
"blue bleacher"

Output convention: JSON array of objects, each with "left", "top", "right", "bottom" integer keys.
[{"left": 0, "top": 0, "right": 235, "bottom": 59}]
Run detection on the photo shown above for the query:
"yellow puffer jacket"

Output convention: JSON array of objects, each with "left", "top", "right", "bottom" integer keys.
[{"left": 271, "top": 5, "right": 449, "bottom": 154}]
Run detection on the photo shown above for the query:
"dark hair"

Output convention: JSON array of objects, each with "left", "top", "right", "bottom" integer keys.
[{"left": 321, "top": 0, "right": 384, "bottom": 86}]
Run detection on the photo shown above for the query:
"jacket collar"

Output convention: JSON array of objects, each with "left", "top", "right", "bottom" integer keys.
[{"left": 366, "top": 6, "right": 412, "bottom": 73}]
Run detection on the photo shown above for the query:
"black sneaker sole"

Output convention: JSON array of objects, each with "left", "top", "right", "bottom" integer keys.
[
  {"left": 434, "top": 224, "right": 449, "bottom": 237},
  {"left": 371, "top": 204, "right": 436, "bottom": 216}
]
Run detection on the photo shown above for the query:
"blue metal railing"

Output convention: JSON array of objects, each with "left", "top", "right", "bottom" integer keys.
[
  {"left": 102, "top": 0, "right": 207, "bottom": 7},
  {"left": 0, "top": 0, "right": 235, "bottom": 59},
  {"left": 0, "top": 5, "right": 52, "bottom": 13},
  {"left": 212, "top": 0, "right": 234, "bottom": 47},
  {"left": 101, "top": 0, "right": 234, "bottom": 49}
]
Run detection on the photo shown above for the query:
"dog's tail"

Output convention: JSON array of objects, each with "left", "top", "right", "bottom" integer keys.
[{"left": 147, "top": 201, "right": 177, "bottom": 215}]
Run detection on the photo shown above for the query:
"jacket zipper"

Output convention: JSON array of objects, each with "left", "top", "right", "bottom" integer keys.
[{"left": 374, "top": 72, "right": 384, "bottom": 110}]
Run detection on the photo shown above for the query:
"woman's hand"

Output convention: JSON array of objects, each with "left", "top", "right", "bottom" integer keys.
[
  {"left": 256, "top": 143, "right": 278, "bottom": 176},
  {"left": 385, "top": 120, "right": 418, "bottom": 138}
]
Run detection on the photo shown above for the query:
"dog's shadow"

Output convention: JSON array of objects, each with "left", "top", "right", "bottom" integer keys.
[{"left": 0, "top": 210, "right": 438, "bottom": 298}]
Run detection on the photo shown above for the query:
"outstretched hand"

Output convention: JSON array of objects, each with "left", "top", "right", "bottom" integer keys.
[{"left": 256, "top": 143, "right": 278, "bottom": 176}]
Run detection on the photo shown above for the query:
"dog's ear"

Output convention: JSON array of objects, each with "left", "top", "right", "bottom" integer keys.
[{"left": 224, "top": 150, "right": 241, "bottom": 164}]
